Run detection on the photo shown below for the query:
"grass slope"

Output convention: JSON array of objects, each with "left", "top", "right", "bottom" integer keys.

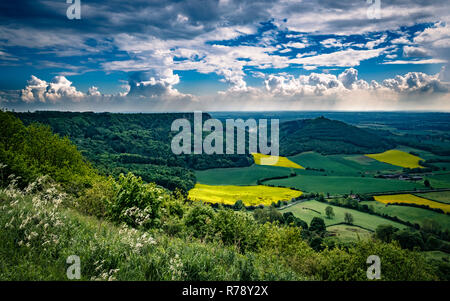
[
  {"left": 279, "top": 200, "right": 406, "bottom": 231},
  {"left": 326, "top": 225, "right": 372, "bottom": 243},
  {"left": 365, "top": 150, "right": 424, "bottom": 169},
  {"left": 188, "top": 183, "right": 302, "bottom": 206}
]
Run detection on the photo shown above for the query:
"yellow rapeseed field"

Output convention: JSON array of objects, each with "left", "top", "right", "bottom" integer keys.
[
  {"left": 251, "top": 153, "right": 304, "bottom": 169},
  {"left": 188, "top": 183, "right": 303, "bottom": 206},
  {"left": 374, "top": 194, "right": 450, "bottom": 213},
  {"left": 365, "top": 150, "right": 424, "bottom": 169}
]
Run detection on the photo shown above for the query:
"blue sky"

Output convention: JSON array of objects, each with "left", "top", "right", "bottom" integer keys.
[{"left": 0, "top": 0, "right": 449, "bottom": 112}]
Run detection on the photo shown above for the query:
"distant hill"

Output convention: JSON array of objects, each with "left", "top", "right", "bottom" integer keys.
[{"left": 279, "top": 116, "right": 395, "bottom": 156}]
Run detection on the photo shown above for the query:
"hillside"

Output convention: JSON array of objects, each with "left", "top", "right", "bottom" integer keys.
[{"left": 280, "top": 117, "right": 395, "bottom": 156}]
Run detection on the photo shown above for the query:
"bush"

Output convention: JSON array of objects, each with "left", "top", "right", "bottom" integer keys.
[
  {"left": 317, "top": 240, "right": 436, "bottom": 280},
  {"left": 393, "top": 229, "right": 424, "bottom": 250},
  {"left": 212, "top": 208, "right": 260, "bottom": 252},
  {"left": 309, "top": 217, "right": 326, "bottom": 233},
  {"left": 184, "top": 203, "right": 215, "bottom": 238},
  {"left": 108, "top": 173, "right": 168, "bottom": 229},
  {"left": 77, "top": 176, "right": 114, "bottom": 218},
  {"left": 375, "top": 224, "right": 398, "bottom": 243}
]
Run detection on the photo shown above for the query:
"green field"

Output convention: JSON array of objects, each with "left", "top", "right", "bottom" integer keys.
[
  {"left": 360, "top": 201, "right": 450, "bottom": 231},
  {"left": 289, "top": 152, "right": 401, "bottom": 176},
  {"left": 326, "top": 225, "right": 373, "bottom": 243},
  {"left": 415, "top": 191, "right": 450, "bottom": 204},
  {"left": 279, "top": 200, "right": 406, "bottom": 231},
  {"left": 266, "top": 174, "right": 424, "bottom": 195},
  {"left": 196, "top": 154, "right": 425, "bottom": 195},
  {"left": 425, "top": 173, "right": 450, "bottom": 189}
]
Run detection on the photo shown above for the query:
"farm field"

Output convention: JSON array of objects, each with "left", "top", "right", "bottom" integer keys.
[
  {"left": 393, "top": 146, "right": 439, "bottom": 160},
  {"left": 365, "top": 149, "right": 424, "bottom": 169},
  {"left": 195, "top": 164, "right": 292, "bottom": 185},
  {"left": 265, "top": 174, "right": 424, "bottom": 195},
  {"left": 360, "top": 201, "right": 450, "bottom": 230},
  {"left": 279, "top": 200, "right": 406, "bottom": 231},
  {"left": 188, "top": 183, "right": 302, "bottom": 206},
  {"left": 414, "top": 191, "right": 450, "bottom": 204},
  {"left": 326, "top": 225, "right": 372, "bottom": 243},
  {"left": 289, "top": 152, "right": 401, "bottom": 176},
  {"left": 252, "top": 153, "right": 304, "bottom": 169},
  {"left": 373, "top": 194, "right": 450, "bottom": 214},
  {"left": 425, "top": 173, "right": 450, "bottom": 189}
]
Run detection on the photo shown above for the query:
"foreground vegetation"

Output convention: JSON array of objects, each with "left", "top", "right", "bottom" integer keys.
[{"left": 0, "top": 175, "right": 441, "bottom": 281}]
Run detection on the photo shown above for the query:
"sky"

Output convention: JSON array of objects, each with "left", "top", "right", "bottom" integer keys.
[{"left": 0, "top": 0, "right": 450, "bottom": 112}]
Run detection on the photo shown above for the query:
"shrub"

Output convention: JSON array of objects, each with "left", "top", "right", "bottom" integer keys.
[
  {"left": 309, "top": 217, "right": 326, "bottom": 233},
  {"left": 77, "top": 176, "right": 114, "bottom": 218},
  {"left": 108, "top": 173, "right": 168, "bottom": 229},
  {"left": 375, "top": 224, "right": 398, "bottom": 243},
  {"left": 184, "top": 203, "right": 215, "bottom": 238}
]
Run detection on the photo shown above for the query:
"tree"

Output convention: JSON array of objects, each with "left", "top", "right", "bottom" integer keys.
[
  {"left": 283, "top": 212, "right": 308, "bottom": 229},
  {"left": 375, "top": 224, "right": 398, "bottom": 243},
  {"left": 325, "top": 206, "right": 335, "bottom": 219},
  {"left": 253, "top": 207, "right": 283, "bottom": 224},
  {"left": 309, "top": 217, "right": 326, "bottom": 232},
  {"left": 424, "top": 179, "right": 431, "bottom": 187},
  {"left": 233, "top": 200, "right": 245, "bottom": 211},
  {"left": 344, "top": 212, "right": 354, "bottom": 225},
  {"left": 309, "top": 235, "right": 323, "bottom": 251},
  {"left": 393, "top": 229, "right": 424, "bottom": 250}
]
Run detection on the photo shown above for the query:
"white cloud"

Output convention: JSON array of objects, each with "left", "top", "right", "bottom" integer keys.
[
  {"left": 381, "top": 71, "right": 448, "bottom": 94},
  {"left": 284, "top": 41, "right": 308, "bottom": 49},
  {"left": 127, "top": 69, "right": 193, "bottom": 100},
  {"left": 414, "top": 22, "right": 450, "bottom": 46},
  {"left": 320, "top": 38, "right": 343, "bottom": 48},
  {"left": 391, "top": 36, "right": 412, "bottom": 45},
  {"left": 87, "top": 86, "right": 102, "bottom": 96},
  {"left": 382, "top": 59, "right": 447, "bottom": 65},
  {"left": 20, "top": 75, "right": 84, "bottom": 103},
  {"left": 403, "top": 46, "right": 429, "bottom": 57},
  {"left": 290, "top": 48, "right": 386, "bottom": 67},
  {"left": 365, "top": 34, "right": 387, "bottom": 50}
]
